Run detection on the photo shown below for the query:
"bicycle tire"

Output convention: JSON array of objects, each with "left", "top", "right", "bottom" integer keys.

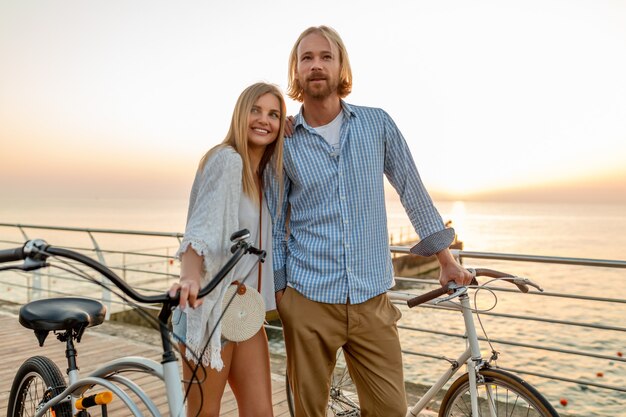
[
  {"left": 286, "top": 373, "right": 296, "bottom": 417},
  {"left": 7, "top": 356, "right": 72, "bottom": 417},
  {"left": 285, "top": 349, "right": 361, "bottom": 417},
  {"left": 438, "top": 368, "right": 560, "bottom": 417}
]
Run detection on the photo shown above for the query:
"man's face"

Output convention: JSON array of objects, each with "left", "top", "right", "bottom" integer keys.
[{"left": 296, "top": 32, "right": 341, "bottom": 100}]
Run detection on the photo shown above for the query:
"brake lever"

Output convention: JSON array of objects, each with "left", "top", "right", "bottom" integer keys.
[
  {"left": 251, "top": 249, "right": 267, "bottom": 263},
  {"left": 433, "top": 282, "right": 468, "bottom": 304},
  {"left": 514, "top": 277, "right": 544, "bottom": 292},
  {"left": 245, "top": 246, "right": 266, "bottom": 260},
  {"left": 22, "top": 258, "right": 49, "bottom": 271},
  {"left": 0, "top": 259, "right": 49, "bottom": 272}
]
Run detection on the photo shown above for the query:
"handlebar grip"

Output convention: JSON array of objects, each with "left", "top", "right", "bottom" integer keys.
[
  {"left": 473, "top": 268, "right": 529, "bottom": 292},
  {"left": 473, "top": 268, "right": 513, "bottom": 278},
  {"left": 0, "top": 247, "right": 25, "bottom": 263},
  {"left": 407, "top": 285, "right": 450, "bottom": 308}
]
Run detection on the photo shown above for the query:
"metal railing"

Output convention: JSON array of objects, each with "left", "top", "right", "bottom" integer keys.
[
  {"left": 0, "top": 223, "right": 183, "bottom": 317},
  {"left": 1, "top": 223, "right": 624, "bottom": 416},
  {"left": 389, "top": 245, "right": 626, "bottom": 416}
]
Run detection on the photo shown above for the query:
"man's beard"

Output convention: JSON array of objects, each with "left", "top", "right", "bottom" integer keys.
[{"left": 303, "top": 77, "right": 338, "bottom": 99}]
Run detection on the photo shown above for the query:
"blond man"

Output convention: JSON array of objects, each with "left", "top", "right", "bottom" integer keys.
[{"left": 266, "top": 26, "right": 472, "bottom": 417}]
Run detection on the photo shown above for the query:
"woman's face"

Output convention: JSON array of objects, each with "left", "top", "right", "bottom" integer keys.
[{"left": 247, "top": 93, "right": 281, "bottom": 151}]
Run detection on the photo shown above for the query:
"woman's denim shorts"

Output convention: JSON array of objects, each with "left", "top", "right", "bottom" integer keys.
[
  {"left": 171, "top": 308, "right": 187, "bottom": 343},
  {"left": 171, "top": 308, "right": 229, "bottom": 347}
]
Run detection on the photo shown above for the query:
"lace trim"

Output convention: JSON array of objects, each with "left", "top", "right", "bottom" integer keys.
[
  {"left": 176, "top": 239, "right": 210, "bottom": 260},
  {"left": 184, "top": 334, "right": 223, "bottom": 371}
]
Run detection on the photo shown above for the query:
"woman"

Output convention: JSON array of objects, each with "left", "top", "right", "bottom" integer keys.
[{"left": 168, "top": 82, "right": 285, "bottom": 417}]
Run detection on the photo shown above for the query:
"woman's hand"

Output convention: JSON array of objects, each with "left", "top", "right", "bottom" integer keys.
[
  {"left": 168, "top": 246, "right": 205, "bottom": 309},
  {"left": 168, "top": 276, "right": 203, "bottom": 309}
]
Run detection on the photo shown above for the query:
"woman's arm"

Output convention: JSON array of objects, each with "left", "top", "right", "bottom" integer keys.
[
  {"left": 169, "top": 247, "right": 204, "bottom": 309},
  {"left": 169, "top": 147, "right": 243, "bottom": 308}
]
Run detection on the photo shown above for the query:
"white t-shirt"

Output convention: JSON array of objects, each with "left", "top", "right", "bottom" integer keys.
[
  {"left": 314, "top": 111, "right": 343, "bottom": 156},
  {"left": 234, "top": 194, "right": 276, "bottom": 311}
]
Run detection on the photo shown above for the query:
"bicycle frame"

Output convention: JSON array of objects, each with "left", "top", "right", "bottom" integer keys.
[
  {"left": 29, "top": 304, "right": 186, "bottom": 417},
  {"left": 1, "top": 234, "right": 263, "bottom": 417},
  {"left": 390, "top": 291, "right": 486, "bottom": 417},
  {"left": 35, "top": 357, "right": 185, "bottom": 417}
]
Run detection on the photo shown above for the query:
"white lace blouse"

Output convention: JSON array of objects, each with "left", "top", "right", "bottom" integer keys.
[{"left": 176, "top": 146, "right": 275, "bottom": 370}]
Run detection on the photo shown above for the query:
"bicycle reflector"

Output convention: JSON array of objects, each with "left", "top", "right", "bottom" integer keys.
[{"left": 75, "top": 391, "right": 113, "bottom": 410}]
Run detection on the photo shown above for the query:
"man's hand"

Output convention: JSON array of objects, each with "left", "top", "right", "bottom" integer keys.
[
  {"left": 436, "top": 248, "right": 473, "bottom": 288},
  {"left": 284, "top": 116, "right": 295, "bottom": 137},
  {"left": 275, "top": 289, "right": 285, "bottom": 307}
]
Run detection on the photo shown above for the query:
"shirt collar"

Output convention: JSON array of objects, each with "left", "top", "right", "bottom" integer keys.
[{"left": 293, "top": 100, "right": 356, "bottom": 130}]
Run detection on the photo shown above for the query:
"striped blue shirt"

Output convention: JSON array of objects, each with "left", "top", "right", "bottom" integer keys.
[{"left": 266, "top": 102, "right": 453, "bottom": 304}]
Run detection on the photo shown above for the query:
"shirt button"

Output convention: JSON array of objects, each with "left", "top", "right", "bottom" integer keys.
[
  {"left": 340, "top": 196, "right": 346, "bottom": 200},
  {"left": 345, "top": 243, "right": 350, "bottom": 248},
  {"left": 343, "top": 220, "right": 348, "bottom": 225},
  {"left": 347, "top": 267, "right": 352, "bottom": 272}
]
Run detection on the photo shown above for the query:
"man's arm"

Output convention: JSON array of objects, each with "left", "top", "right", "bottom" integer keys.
[
  {"left": 382, "top": 111, "right": 448, "bottom": 241},
  {"left": 382, "top": 111, "right": 472, "bottom": 286},
  {"left": 264, "top": 162, "right": 291, "bottom": 302}
]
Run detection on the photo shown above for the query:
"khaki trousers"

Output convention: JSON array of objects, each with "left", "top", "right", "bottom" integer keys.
[{"left": 278, "top": 287, "right": 407, "bottom": 417}]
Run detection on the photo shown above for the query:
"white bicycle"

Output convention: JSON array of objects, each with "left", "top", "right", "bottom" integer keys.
[
  {"left": 0, "top": 230, "right": 264, "bottom": 417},
  {"left": 286, "top": 269, "right": 560, "bottom": 417}
]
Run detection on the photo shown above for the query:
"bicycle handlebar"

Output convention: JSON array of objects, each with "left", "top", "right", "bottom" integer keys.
[
  {"left": 406, "top": 268, "right": 542, "bottom": 308},
  {"left": 0, "top": 247, "right": 25, "bottom": 263},
  {"left": 0, "top": 231, "right": 265, "bottom": 306},
  {"left": 407, "top": 282, "right": 460, "bottom": 308}
]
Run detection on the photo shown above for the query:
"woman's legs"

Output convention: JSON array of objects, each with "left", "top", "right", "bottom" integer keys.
[
  {"left": 180, "top": 343, "right": 235, "bottom": 417},
  {"left": 228, "top": 328, "right": 275, "bottom": 417},
  {"left": 179, "top": 328, "right": 274, "bottom": 417}
]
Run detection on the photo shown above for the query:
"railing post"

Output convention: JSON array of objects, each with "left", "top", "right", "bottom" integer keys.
[
  {"left": 122, "top": 252, "right": 127, "bottom": 312},
  {"left": 19, "top": 226, "right": 42, "bottom": 301},
  {"left": 166, "top": 248, "right": 169, "bottom": 276},
  {"left": 122, "top": 252, "right": 127, "bottom": 281},
  {"left": 87, "top": 231, "right": 112, "bottom": 319}
]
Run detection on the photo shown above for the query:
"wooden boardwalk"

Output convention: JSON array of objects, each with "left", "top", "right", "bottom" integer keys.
[{"left": 0, "top": 310, "right": 292, "bottom": 416}]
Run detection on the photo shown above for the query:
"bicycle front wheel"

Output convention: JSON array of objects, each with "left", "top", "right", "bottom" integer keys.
[
  {"left": 7, "top": 356, "right": 72, "bottom": 417},
  {"left": 438, "top": 368, "right": 559, "bottom": 417}
]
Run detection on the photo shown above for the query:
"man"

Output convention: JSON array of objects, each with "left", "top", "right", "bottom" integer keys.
[{"left": 266, "top": 26, "right": 472, "bottom": 417}]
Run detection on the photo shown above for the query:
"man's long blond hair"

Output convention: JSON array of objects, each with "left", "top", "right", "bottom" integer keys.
[
  {"left": 287, "top": 26, "right": 353, "bottom": 102},
  {"left": 199, "top": 82, "right": 285, "bottom": 206}
]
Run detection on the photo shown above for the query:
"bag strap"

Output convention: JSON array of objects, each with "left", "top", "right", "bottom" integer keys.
[
  {"left": 257, "top": 184, "right": 262, "bottom": 292},
  {"left": 231, "top": 186, "right": 264, "bottom": 294}
]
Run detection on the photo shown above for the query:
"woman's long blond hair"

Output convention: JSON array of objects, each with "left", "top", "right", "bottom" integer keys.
[
  {"left": 199, "top": 82, "right": 285, "bottom": 206},
  {"left": 287, "top": 25, "right": 353, "bottom": 102}
]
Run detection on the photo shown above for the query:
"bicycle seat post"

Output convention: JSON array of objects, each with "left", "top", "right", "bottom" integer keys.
[{"left": 58, "top": 329, "right": 81, "bottom": 386}]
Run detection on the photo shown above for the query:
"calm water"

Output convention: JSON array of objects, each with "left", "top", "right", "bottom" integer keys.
[
  {"left": 387, "top": 199, "right": 626, "bottom": 417},
  {"left": 1, "top": 197, "right": 625, "bottom": 416}
]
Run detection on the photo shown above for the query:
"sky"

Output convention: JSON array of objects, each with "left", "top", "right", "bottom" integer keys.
[{"left": 1, "top": 0, "right": 625, "bottom": 203}]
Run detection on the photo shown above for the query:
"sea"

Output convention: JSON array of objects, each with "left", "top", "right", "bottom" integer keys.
[{"left": 1, "top": 196, "right": 624, "bottom": 417}]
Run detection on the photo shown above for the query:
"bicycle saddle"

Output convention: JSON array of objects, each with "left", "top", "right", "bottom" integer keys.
[{"left": 19, "top": 297, "right": 107, "bottom": 346}]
